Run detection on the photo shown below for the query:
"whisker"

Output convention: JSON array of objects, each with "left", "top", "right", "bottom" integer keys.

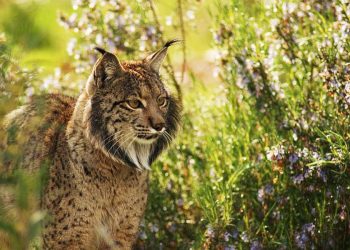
[
  {"left": 163, "top": 131, "right": 173, "bottom": 147},
  {"left": 101, "top": 133, "right": 117, "bottom": 145},
  {"left": 112, "top": 130, "right": 135, "bottom": 153},
  {"left": 110, "top": 132, "right": 131, "bottom": 150},
  {"left": 107, "top": 130, "right": 130, "bottom": 153},
  {"left": 126, "top": 135, "right": 137, "bottom": 150}
]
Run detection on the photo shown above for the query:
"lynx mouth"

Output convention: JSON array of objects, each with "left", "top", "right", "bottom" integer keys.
[
  {"left": 134, "top": 129, "right": 163, "bottom": 144},
  {"left": 137, "top": 133, "right": 159, "bottom": 138}
]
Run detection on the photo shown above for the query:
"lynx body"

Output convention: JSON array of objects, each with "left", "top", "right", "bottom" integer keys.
[{"left": 2, "top": 41, "right": 181, "bottom": 249}]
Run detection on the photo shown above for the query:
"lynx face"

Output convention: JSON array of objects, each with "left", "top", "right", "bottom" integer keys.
[{"left": 84, "top": 41, "right": 181, "bottom": 170}]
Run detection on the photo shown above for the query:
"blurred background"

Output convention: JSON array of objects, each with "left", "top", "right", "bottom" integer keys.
[
  {"left": 0, "top": 0, "right": 214, "bottom": 82},
  {"left": 1, "top": 0, "right": 350, "bottom": 249}
]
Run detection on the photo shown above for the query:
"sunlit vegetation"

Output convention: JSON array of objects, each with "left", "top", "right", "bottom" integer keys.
[{"left": 1, "top": 0, "right": 350, "bottom": 249}]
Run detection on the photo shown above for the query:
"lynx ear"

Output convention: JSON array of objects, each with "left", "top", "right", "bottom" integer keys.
[
  {"left": 86, "top": 47, "right": 125, "bottom": 95},
  {"left": 145, "top": 39, "right": 181, "bottom": 73},
  {"left": 93, "top": 47, "right": 125, "bottom": 86}
]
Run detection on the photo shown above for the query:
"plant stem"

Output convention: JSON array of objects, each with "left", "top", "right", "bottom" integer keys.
[
  {"left": 177, "top": 0, "right": 187, "bottom": 84},
  {"left": 147, "top": 0, "right": 183, "bottom": 101}
]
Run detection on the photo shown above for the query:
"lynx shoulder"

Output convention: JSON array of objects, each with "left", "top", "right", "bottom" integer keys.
[
  {"left": 3, "top": 94, "right": 75, "bottom": 172},
  {"left": 2, "top": 40, "right": 181, "bottom": 249}
]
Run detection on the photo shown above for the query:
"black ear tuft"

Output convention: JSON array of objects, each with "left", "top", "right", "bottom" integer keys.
[
  {"left": 94, "top": 47, "right": 107, "bottom": 55},
  {"left": 145, "top": 39, "right": 182, "bottom": 73},
  {"left": 164, "top": 39, "right": 182, "bottom": 48}
]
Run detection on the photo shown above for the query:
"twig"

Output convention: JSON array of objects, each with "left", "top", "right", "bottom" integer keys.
[
  {"left": 177, "top": 0, "right": 187, "bottom": 84},
  {"left": 147, "top": 0, "right": 183, "bottom": 101}
]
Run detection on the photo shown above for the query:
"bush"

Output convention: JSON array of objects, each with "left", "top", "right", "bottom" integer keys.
[
  {"left": 200, "top": 0, "right": 350, "bottom": 248},
  {"left": 0, "top": 35, "right": 47, "bottom": 249},
  {"left": 1, "top": 0, "right": 350, "bottom": 249},
  {"left": 140, "top": 0, "right": 350, "bottom": 249}
]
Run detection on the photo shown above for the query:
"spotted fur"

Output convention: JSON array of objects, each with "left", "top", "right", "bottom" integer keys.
[{"left": 1, "top": 41, "right": 181, "bottom": 249}]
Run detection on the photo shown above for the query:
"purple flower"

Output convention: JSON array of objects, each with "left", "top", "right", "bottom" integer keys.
[
  {"left": 307, "top": 185, "right": 314, "bottom": 192},
  {"left": 317, "top": 169, "right": 327, "bottom": 182},
  {"left": 302, "top": 223, "right": 315, "bottom": 236},
  {"left": 289, "top": 153, "right": 298, "bottom": 164},
  {"left": 265, "top": 184, "right": 274, "bottom": 195},
  {"left": 295, "top": 232, "right": 309, "bottom": 249},
  {"left": 206, "top": 225, "right": 215, "bottom": 238},
  {"left": 232, "top": 229, "right": 239, "bottom": 239},
  {"left": 224, "top": 232, "right": 231, "bottom": 242},
  {"left": 146, "top": 26, "right": 156, "bottom": 36},
  {"left": 292, "top": 174, "right": 304, "bottom": 184},
  {"left": 241, "top": 231, "right": 249, "bottom": 243},
  {"left": 266, "top": 145, "right": 286, "bottom": 161},
  {"left": 295, "top": 222, "right": 315, "bottom": 248},
  {"left": 339, "top": 210, "right": 346, "bottom": 221},
  {"left": 272, "top": 210, "right": 281, "bottom": 220},
  {"left": 250, "top": 240, "right": 262, "bottom": 250},
  {"left": 176, "top": 198, "right": 184, "bottom": 207},
  {"left": 257, "top": 188, "right": 265, "bottom": 202},
  {"left": 150, "top": 223, "right": 159, "bottom": 233},
  {"left": 258, "top": 184, "right": 274, "bottom": 203}
]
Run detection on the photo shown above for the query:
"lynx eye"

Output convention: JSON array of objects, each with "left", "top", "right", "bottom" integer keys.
[
  {"left": 127, "top": 99, "right": 143, "bottom": 109},
  {"left": 157, "top": 97, "right": 168, "bottom": 107}
]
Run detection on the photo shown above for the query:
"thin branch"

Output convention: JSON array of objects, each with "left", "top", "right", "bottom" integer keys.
[
  {"left": 147, "top": 0, "right": 182, "bottom": 101},
  {"left": 177, "top": 0, "right": 187, "bottom": 84}
]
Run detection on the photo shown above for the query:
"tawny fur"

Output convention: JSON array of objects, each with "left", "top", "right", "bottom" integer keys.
[{"left": 1, "top": 42, "right": 181, "bottom": 249}]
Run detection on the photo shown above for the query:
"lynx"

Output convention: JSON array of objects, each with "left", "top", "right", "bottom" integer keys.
[{"left": 2, "top": 40, "right": 181, "bottom": 249}]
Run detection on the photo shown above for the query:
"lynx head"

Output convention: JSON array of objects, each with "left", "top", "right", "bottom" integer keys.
[{"left": 83, "top": 40, "right": 181, "bottom": 170}]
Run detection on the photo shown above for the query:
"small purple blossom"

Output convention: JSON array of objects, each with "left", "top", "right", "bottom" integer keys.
[
  {"left": 176, "top": 198, "right": 184, "bottom": 207},
  {"left": 241, "top": 231, "right": 249, "bottom": 243},
  {"left": 295, "top": 223, "right": 315, "bottom": 249},
  {"left": 317, "top": 169, "right": 327, "bottom": 182},
  {"left": 266, "top": 145, "right": 286, "bottom": 161},
  {"left": 339, "top": 209, "right": 346, "bottom": 221},
  {"left": 289, "top": 153, "right": 299, "bottom": 164},
  {"left": 257, "top": 188, "right": 265, "bottom": 203},
  {"left": 224, "top": 232, "right": 231, "bottom": 242},
  {"left": 206, "top": 225, "right": 215, "bottom": 238},
  {"left": 250, "top": 240, "right": 263, "bottom": 250},
  {"left": 295, "top": 231, "right": 309, "bottom": 249},
  {"left": 292, "top": 174, "right": 304, "bottom": 184},
  {"left": 265, "top": 184, "right": 274, "bottom": 195},
  {"left": 149, "top": 223, "right": 159, "bottom": 233},
  {"left": 272, "top": 210, "right": 281, "bottom": 220},
  {"left": 258, "top": 184, "right": 274, "bottom": 203},
  {"left": 302, "top": 223, "right": 315, "bottom": 236},
  {"left": 231, "top": 229, "right": 239, "bottom": 239}
]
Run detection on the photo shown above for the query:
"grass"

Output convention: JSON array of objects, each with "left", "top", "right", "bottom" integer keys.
[{"left": 1, "top": 0, "right": 350, "bottom": 249}]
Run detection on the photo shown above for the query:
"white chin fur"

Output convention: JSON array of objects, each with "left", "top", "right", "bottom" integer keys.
[
  {"left": 125, "top": 142, "right": 152, "bottom": 171},
  {"left": 134, "top": 137, "right": 158, "bottom": 145}
]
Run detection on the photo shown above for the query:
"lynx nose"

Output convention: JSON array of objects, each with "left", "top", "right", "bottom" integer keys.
[
  {"left": 153, "top": 122, "right": 165, "bottom": 132},
  {"left": 149, "top": 117, "right": 165, "bottom": 132}
]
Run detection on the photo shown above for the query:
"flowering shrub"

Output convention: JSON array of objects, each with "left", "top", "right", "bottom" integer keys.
[
  {"left": 0, "top": 36, "right": 47, "bottom": 249},
  {"left": 1, "top": 0, "right": 350, "bottom": 249},
  {"left": 204, "top": 0, "right": 350, "bottom": 248},
  {"left": 58, "top": 0, "right": 196, "bottom": 98}
]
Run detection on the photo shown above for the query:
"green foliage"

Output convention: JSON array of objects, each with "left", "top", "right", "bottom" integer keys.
[
  {"left": 0, "top": 42, "right": 48, "bottom": 249},
  {"left": 1, "top": 3, "right": 51, "bottom": 50},
  {"left": 143, "top": 0, "right": 350, "bottom": 249},
  {"left": 1, "top": 0, "right": 350, "bottom": 249}
]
